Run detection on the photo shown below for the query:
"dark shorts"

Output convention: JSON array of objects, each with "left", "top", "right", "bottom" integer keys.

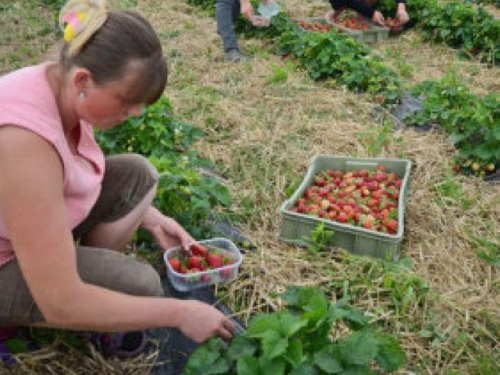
[{"left": 0, "top": 154, "right": 163, "bottom": 326}]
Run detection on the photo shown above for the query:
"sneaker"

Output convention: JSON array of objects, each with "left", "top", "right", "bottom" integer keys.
[
  {"left": 90, "top": 331, "right": 147, "bottom": 358},
  {"left": 225, "top": 48, "right": 246, "bottom": 62}
]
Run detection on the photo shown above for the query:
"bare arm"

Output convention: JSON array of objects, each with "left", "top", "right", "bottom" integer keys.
[
  {"left": 0, "top": 126, "right": 233, "bottom": 341},
  {"left": 239, "top": 0, "right": 254, "bottom": 21}
]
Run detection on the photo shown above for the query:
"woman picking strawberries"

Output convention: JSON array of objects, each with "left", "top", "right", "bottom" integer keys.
[
  {"left": 327, "top": 0, "right": 410, "bottom": 27},
  {"left": 0, "top": 0, "right": 234, "bottom": 359}
]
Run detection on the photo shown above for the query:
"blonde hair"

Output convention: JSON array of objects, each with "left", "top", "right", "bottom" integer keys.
[
  {"left": 58, "top": 0, "right": 168, "bottom": 104},
  {"left": 59, "top": 0, "right": 109, "bottom": 57}
]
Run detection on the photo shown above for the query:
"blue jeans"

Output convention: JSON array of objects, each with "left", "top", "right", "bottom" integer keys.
[{"left": 216, "top": 0, "right": 241, "bottom": 52}]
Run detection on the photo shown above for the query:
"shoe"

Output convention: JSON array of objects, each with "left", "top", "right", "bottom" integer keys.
[
  {"left": 225, "top": 48, "right": 246, "bottom": 62},
  {"left": 0, "top": 326, "right": 21, "bottom": 366},
  {"left": 90, "top": 331, "right": 147, "bottom": 358}
]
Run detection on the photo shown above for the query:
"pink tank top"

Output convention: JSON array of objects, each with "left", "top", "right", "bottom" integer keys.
[{"left": 0, "top": 63, "right": 105, "bottom": 267}]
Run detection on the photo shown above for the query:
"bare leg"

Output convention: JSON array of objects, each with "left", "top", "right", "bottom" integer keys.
[{"left": 81, "top": 182, "right": 157, "bottom": 251}]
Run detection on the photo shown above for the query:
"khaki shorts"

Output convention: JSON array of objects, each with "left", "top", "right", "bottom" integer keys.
[{"left": 0, "top": 154, "right": 163, "bottom": 326}]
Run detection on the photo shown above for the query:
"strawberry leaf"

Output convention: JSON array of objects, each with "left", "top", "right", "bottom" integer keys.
[
  {"left": 227, "top": 335, "right": 257, "bottom": 361},
  {"left": 283, "top": 339, "right": 304, "bottom": 368},
  {"left": 258, "top": 357, "right": 287, "bottom": 375},
  {"left": 261, "top": 330, "right": 288, "bottom": 359},
  {"left": 374, "top": 334, "right": 406, "bottom": 372},
  {"left": 246, "top": 315, "right": 280, "bottom": 338},
  {"left": 289, "top": 361, "right": 319, "bottom": 375},
  {"left": 278, "top": 311, "right": 309, "bottom": 337},
  {"left": 313, "top": 347, "right": 343, "bottom": 373},
  {"left": 338, "top": 331, "right": 379, "bottom": 366},
  {"left": 237, "top": 355, "right": 259, "bottom": 375}
]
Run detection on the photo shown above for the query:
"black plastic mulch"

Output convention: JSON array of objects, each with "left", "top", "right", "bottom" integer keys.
[{"left": 148, "top": 276, "right": 246, "bottom": 375}]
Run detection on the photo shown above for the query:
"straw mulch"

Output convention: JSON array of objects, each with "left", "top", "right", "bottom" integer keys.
[{"left": 1, "top": 0, "right": 499, "bottom": 373}]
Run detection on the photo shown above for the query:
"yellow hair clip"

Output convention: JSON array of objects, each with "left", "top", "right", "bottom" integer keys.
[{"left": 62, "top": 11, "right": 86, "bottom": 42}]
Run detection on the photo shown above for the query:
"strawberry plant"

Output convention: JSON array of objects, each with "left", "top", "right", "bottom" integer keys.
[
  {"left": 277, "top": 28, "right": 401, "bottom": 102},
  {"left": 96, "top": 96, "right": 232, "bottom": 238},
  {"left": 404, "top": 75, "right": 500, "bottom": 173},
  {"left": 183, "top": 286, "right": 405, "bottom": 374},
  {"left": 380, "top": 0, "right": 500, "bottom": 64}
]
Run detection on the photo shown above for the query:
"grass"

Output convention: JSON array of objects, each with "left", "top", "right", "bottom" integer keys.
[{"left": 1, "top": 0, "right": 500, "bottom": 373}]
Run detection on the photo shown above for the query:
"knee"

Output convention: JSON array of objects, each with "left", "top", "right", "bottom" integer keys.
[
  {"left": 126, "top": 154, "right": 159, "bottom": 185},
  {"left": 132, "top": 263, "right": 163, "bottom": 297}
]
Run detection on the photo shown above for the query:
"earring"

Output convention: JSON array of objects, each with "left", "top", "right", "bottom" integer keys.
[{"left": 78, "top": 91, "right": 86, "bottom": 99}]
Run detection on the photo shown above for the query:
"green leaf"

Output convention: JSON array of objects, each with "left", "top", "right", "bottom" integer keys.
[
  {"left": 341, "top": 365, "right": 377, "bottom": 375},
  {"left": 246, "top": 315, "right": 280, "bottom": 338},
  {"left": 183, "top": 338, "right": 229, "bottom": 375},
  {"left": 289, "top": 361, "right": 320, "bottom": 375},
  {"left": 261, "top": 330, "right": 288, "bottom": 359},
  {"left": 5, "top": 338, "right": 30, "bottom": 353},
  {"left": 340, "top": 308, "right": 369, "bottom": 330},
  {"left": 280, "top": 286, "right": 325, "bottom": 308},
  {"left": 313, "top": 347, "right": 343, "bottom": 374},
  {"left": 212, "top": 184, "right": 232, "bottom": 206},
  {"left": 279, "top": 311, "right": 309, "bottom": 337},
  {"left": 475, "top": 143, "right": 494, "bottom": 161},
  {"left": 448, "top": 131, "right": 467, "bottom": 145},
  {"left": 339, "top": 331, "right": 379, "bottom": 366},
  {"left": 259, "top": 357, "right": 287, "bottom": 375},
  {"left": 227, "top": 335, "right": 258, "bottom": 362},
  {"left": 284, "top": 339, "right": 304, "bottom": 368},
  {"left": 493, "top": 124, "right": 500, "bottom": 141},
  {"left": 374, "top": 334, "right": 406, "bottom": 372},
  {"left": 237, "top": 355, "right": 260, "bottom": 375}
]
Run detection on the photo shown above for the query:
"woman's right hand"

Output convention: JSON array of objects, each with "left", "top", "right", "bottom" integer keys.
[
  {"left": 240, "top": 0, "right": 254, "bottom": 22},
  {"left": 371, "top": 11, "right": 385, "bottom": 26},
  {"left": 178, "top": 300, "right": 235, "bottom": 343}
]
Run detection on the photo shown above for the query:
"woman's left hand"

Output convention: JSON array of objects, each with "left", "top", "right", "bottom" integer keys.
[
  {"left": 141, "top": 207, "right": 194, "bottom": 252},
  {"left": 396, "top": 4, "right": 409, "bottom": 25}
]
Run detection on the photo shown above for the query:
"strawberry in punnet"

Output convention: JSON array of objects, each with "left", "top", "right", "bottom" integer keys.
[
  {"left": 207, "top": 251, "right": 223, "bottom": 268},
  {"left": 168, "top": 257, "right": 181, "bottom": 273},
  {"left": 219, "top": 267, "right": 233, "bottom": 280},
  {"left": 201, "top": 273, "right": 212, "bottom": 283},
  {"left": 190, "top": 243, "right": 209, "bottom": 258},
  {"left": 187, "top": 255, "right": 202, "bottom": 270}
]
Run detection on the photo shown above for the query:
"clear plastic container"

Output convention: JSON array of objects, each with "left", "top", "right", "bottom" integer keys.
[
  {"left": 258, "top": 1, "right": 280, "bottom": 19},
  {"left": 164, "top": 238, "right": 243, "bottom": 292}
]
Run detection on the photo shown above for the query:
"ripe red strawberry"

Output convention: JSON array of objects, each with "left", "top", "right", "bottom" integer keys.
[
  {"left": 337, "top": 212, "right": 348, "bottom": 223},
  {"left": 207, "top": 252, "right": 223, "bottom": 268},
  {"left": 386, "top": 220, "right": 398, "bottom": 233},
  {"left": 188, "top": 255, "right": 202, "bottom": 269},
  {"left": 219, "top": 268, "right": 233, "bottom": 279},
  {"left": 168, "top": 257, "right": 181, "bottom": 273},
  {"left": 190, "top": 243, "right": 209, "bottom": 258}
]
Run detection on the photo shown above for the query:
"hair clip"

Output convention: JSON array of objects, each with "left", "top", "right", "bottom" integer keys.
[{"left": 62, "top": 11, "right": 86, "bottom": 42}]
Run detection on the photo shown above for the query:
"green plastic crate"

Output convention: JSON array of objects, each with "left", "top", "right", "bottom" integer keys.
[
  {"left": 279, "top": 155, "right": 412, "bottom": 260},
  {"left": 328, "top": 18, "right": 390, "bottom": 43}
]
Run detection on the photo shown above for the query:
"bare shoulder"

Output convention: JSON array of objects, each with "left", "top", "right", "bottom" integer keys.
[
  {"left": 0, "top": 125, "right": 63, "bottom": 181},
  {"left": 0, "top": 124, "right": 64, "bottom": 223}
]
